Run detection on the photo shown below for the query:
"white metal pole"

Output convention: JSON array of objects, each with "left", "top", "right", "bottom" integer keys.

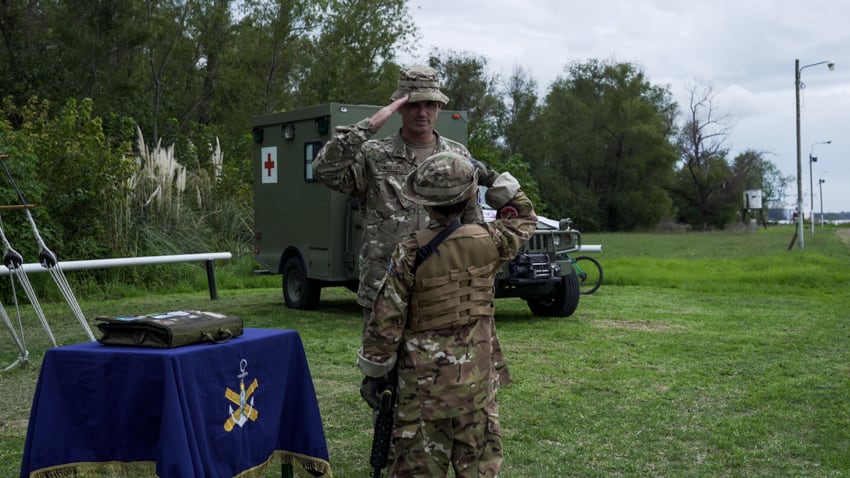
[
  {"left": 819, "top": 178, "right": 825, "bottom": 228},
  {"left": 809, "top": 156, "right": 815, "bottom": 235},
  {"left": 0, "top": 252, "right": 233, "bottom": 275}
]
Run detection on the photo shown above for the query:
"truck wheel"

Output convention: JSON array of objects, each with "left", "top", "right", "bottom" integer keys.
[
  {"left": 526, "top": 268, "right": 580, "bottom": 317},
  {"left": 282, "top": 256, "right": 321, "bottom": 310}
]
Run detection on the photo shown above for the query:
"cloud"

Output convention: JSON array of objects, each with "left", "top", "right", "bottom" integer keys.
[{"left": 405, "top": 0, "right": 850, "bottom": 211}]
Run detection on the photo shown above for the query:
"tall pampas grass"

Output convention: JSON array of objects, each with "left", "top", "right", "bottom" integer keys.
[
  {"left": 101, "top": 125, "right": 251, "bottom": 296},
  {"left": 117, "top": 127, "right": 219, "bottom": 257},
  {"left": 131, "top": 126, "right": 187, "bottom": 219}
]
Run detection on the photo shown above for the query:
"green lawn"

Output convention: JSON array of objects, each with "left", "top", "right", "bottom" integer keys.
[{"left": 2, "top": 224, "right": 849, "bottom": 477}]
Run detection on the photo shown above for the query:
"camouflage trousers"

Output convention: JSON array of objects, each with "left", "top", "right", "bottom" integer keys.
[{"left": 389, "top": 400, "right": 503, "bottom": 478}]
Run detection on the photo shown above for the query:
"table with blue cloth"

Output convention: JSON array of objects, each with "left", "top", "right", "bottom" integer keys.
[{"left": 21, "top": 327, "right": 332, "bottom": 478}]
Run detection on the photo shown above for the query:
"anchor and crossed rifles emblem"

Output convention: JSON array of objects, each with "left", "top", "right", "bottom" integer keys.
[{"left": 224, "top": 359, "right": 259, "bottom": 431}]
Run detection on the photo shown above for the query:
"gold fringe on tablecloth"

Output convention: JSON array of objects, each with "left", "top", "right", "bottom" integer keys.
[
  {"left": 29, "top": 460, "right": 157, "bottom": 477},
  {"left": 236, "top": 450, "right": 333, "bottom": 478},
  {"left": 28, "top": 451, "right": 332, "bottom": 478}
]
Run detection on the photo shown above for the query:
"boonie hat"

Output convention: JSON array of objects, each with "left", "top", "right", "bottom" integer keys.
[
  {"left": 390, "top": 65, "right": 450, "bottom": 105},
  {"left": 402, "top": 151, "right": 478, "bottom": 206}
]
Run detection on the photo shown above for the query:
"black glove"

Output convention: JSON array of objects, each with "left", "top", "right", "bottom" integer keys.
[
  {"left": 360, "top": 375, "right": 392, "bottom": 410},
  {"left": 469, "top": 158, "right": 499, "bottom": 187}
]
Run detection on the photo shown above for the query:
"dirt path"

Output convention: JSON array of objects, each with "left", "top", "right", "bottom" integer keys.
[{"left": 838, "top": 228, "right": 850, "bottom": 246}]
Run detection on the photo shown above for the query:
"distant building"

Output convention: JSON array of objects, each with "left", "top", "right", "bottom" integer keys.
[{"left": 767, "top": 208, "right": 793, "bottom": 223}]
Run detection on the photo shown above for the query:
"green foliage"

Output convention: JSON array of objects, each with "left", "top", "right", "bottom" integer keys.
[
  {"left": 672, "top": 154, "right": 737, "bottom": 228},
  {"left": 0, "top": 1, "right": 152, "bottom": 125},
  {"left": 228, "top": 0, "right": 323, "bottom": 115},
  {"left": 735, "top": 149, "right": 791, "bottom": 209},
  {"left": 431, "top": 50, "right": 546, "bottom": 211},
  {"left": 294, "top": 0, "right": 415, "bottom": 106},
  {"left": 0, "top": 95, "right": 252, "bottom": 294},
  {"left": 429, "top": 49, "right": 506, "bottom": 131},
  {"left": 668, "top": 83, "right": 780, "bottom": 230},
  {"left": 0, "top": 106, "right": 45, "bottom": 264},
  {"left": 118, "top": 126, "right": 252, "bottom": 257},
  {"left": 534, "top": 59, "right": 678, "bottom": 230},
  {"left": 672, "top": 149, "right": 782, "bottom": 230},
  {"left": 502, "top": 66, "right": 540, "bottom": 159},
  {"left": 0, "top": 97, "right": 135, "bottom": 260}
]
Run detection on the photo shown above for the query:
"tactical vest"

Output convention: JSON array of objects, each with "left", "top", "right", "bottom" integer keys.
[{"left": 408, "top": 224, "right": 499, "bottom": 332}]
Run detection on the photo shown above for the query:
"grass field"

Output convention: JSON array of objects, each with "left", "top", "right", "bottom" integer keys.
[{"left": 2, "top": 224, "right": 849, "bottom": 477}]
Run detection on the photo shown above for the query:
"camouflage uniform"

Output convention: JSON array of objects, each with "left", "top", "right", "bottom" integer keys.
[
  {"left": 312, "top": 66, "right": 483, "bottom": 310},
  {"left": 358, "top": 152, "right": 537, "bottom": 477}
]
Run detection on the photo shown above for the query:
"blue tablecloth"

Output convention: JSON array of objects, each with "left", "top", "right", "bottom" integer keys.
[{"left": 21, "top": 327, "right": 331, "bottom": 478}]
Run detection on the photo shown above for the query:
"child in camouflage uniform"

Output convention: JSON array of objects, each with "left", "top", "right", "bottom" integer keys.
[{"left": 358, "top": 151, "right": 537, "bottom": 477}]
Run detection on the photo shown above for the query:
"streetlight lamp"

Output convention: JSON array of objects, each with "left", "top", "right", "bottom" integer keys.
[
  {"left": 818, "top": 177, "right": 826, "bottom": 228},
  {"left": 809, "top": 140, "right": 830, "bottom": 235},
  {"left": 795, "top": 58, "right": 834, "bottom": 251}
]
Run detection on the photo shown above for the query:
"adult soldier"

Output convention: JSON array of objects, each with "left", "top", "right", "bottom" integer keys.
[
  {"left": 358, "top": 152, "right": 537, "bottom": 477},
  {"left": 312, "top": 65, "right": 498, "bottom": 323}
]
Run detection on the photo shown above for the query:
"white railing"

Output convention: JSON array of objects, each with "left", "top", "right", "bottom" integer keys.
[{"left": 0, "top": 252, "right": 233, "bottom": 300}]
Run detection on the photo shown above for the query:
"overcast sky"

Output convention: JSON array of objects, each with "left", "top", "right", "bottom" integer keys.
[{"left": 403, "top": 0, "right": 850, "bottom": 214}]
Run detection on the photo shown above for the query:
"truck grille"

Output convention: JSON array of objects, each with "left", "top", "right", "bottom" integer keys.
[
  {"left": 527, "top": 233, "right": 551, "bottom": 252},
  {"left": 509, "top": 253, "right": 552, "bottom": 279}
]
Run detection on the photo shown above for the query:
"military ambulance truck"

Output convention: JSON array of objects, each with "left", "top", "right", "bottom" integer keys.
[{"left": 252, "top": 103, "right": 582, "bottom": 317}]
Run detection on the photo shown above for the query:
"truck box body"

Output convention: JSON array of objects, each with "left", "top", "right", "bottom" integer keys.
[{"left": 252, "top": 103, "right": 467, "bottom": 289}]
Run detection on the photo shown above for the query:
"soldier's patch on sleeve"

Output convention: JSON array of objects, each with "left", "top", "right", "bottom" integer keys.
[{"left": 498, "top": 205, "right": 519, "bottom": 219}]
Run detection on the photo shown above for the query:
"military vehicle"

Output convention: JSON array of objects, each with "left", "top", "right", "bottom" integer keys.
[{"left": 252, "top": 103, "right": 583, "bottom": 317}]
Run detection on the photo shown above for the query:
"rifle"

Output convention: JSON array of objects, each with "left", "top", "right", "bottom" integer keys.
[
  {"left": 369, "top": 366, "right": 397, "bottom": 478},
  {"left": 368, "top": 219, "right": 461, "bottom": 477}
]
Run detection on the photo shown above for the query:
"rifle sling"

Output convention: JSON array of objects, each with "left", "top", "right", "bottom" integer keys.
[{"left": 412, "top": 219, "right": 461, "bottom": 275}]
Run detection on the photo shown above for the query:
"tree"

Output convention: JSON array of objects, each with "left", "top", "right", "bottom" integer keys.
[
  {"left": 671, "top": 83, "right": 743, "bottom": 229},
  {"left": 755, "top": 156, "right": 792, "bottom": 209},
  {"left": 187, "top": 0, "right": 231, "bottom": 126},
  {"left": 533, "top": 59, "right": 678, "bottom": 230},
  {"left": 427, "top": 51, "right": 543, "bottom": 208},
  {"left": 294, "top": 0, "right": 415, "bottom": 106},
  {"left": 502, "top": 65, "right": 539, "bottom": 158},
  {"left": 228, "top": 0, "right": 323, "bottom": 115},
  {"left": 0, "top": 1, "right": 150, "bottom": 120},
  {"left": 733, "top": 150, "right": 790, "bottom": 216},
  {"left": 0, "top": 1, "right": 53, "bottom": 105},
  {"left": 428, "top": 49, "right": 504, "bottom": 133}
]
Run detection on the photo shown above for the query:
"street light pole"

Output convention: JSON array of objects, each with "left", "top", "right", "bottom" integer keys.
[
  {"left": 794, "top": 58, "right": 834, "bottom": 250},
  {"left": 809, "top": 140, "right": 830, "bottom": 235},
  {"left": 818, "top": 178, "right": 826, "bottom": 228}
]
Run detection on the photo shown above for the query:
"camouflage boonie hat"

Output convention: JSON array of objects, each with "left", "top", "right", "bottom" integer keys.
[
  {"left": 390, "top": 65, "right": 450, "bottom": 105},
  {"left": 402, "top": 151, "right": 478, "bottom": 206}
]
